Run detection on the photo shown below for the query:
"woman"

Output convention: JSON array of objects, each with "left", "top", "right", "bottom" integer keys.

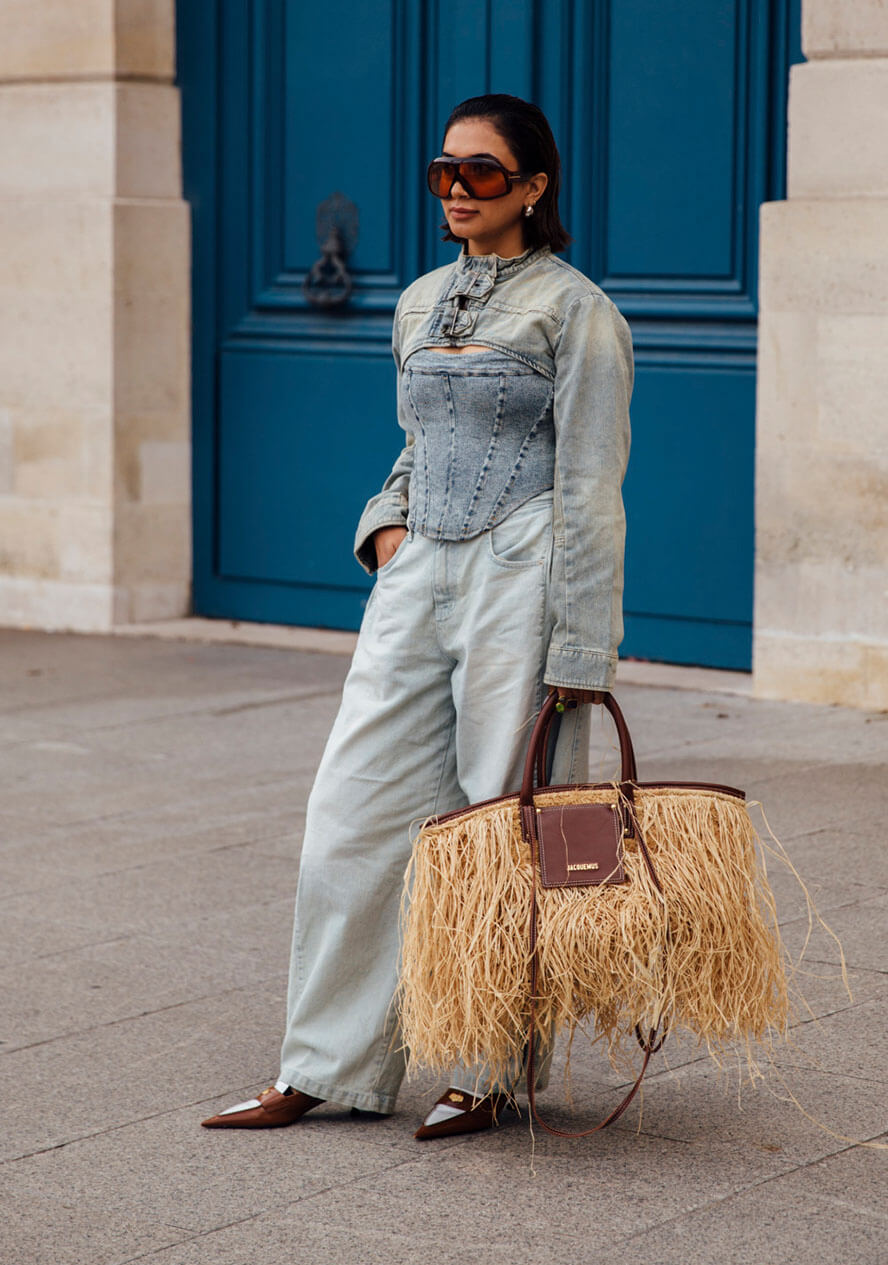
[{"left": 202, "top": 93, "right": 634, "bottom": 1140}]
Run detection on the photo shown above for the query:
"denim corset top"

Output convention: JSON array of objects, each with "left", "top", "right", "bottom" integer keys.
[{"left": 401, "top": 345, "right": 555, "bottom": 540}]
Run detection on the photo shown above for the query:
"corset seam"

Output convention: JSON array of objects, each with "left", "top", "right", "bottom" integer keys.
[
  {"left": 404, "top": 372, "right": 430, "bottom": 535},
  {"left": 437, "top": 373, "right": 457, "bottom": 538},
  {"left": 487, "top": 405, "right": 550, "bottom": 525},
  {"left": 458, "top": 371, "right": 508, "bottom": 538}
]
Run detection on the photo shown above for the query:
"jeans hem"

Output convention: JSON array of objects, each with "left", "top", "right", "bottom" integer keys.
[{"left": 279, "top": 1069, "right": 397, "bottom": 1114}]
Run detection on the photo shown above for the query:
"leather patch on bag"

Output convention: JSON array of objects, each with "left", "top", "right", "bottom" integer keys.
[{"left": 535, "top": 802, "right": 627, "bottom": 888}]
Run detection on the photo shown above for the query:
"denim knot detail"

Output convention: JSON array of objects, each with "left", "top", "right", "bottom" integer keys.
[
  {"left": 434, "top": 270, "right": 496, "bottom": 337},
  {"left": 450, "top": 271, "right": 495, "bottom": 299},
  {"left": 449, "top": 310, "right": 476, "bottom": 336}
]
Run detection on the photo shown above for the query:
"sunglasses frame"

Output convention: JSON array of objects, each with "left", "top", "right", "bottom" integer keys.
[{"left": 427, "top": 154, "right": 537, "bottom": 201}]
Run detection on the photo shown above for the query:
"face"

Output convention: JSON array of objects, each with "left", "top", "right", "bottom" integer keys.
[{"left": 438, "top": 118, "right": 548, "bottom": 258}]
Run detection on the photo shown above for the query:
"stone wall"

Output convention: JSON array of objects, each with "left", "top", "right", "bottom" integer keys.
[
  {"left": 0, "top": 0, "right": 190, "bottom": 630},
  {"left": 754, "top": 0, "right": 888, "bottom": 709}
]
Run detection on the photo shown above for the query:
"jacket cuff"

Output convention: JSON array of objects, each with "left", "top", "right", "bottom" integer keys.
[
  {"left": 543, "top": 644, "right": 618, "bottom": 692},
  {"left": 354, "top": 494, "right": 409, "bottom": 574}
]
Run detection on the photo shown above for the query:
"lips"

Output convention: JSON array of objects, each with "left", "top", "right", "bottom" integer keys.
[{"left": 449, "top": 208, "right": 477, "bottom": 218}]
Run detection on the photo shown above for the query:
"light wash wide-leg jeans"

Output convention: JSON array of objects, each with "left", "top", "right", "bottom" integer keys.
[{"left": 279, "top": 489, "right": 591, "bottom": 1113}]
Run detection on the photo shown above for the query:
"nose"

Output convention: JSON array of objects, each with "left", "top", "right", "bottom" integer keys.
[{"left": 449, "top": 176, "right": 470, "bottom": 198}]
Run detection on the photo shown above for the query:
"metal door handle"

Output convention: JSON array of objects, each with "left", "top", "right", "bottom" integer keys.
[{"left": 303, "top": 192, "right": 358, "bottom": 308}]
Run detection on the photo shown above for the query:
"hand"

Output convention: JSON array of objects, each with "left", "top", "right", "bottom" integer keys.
[
  {"left": 547, "top": 685, "right": 606, "bottom": 710},
  {"left": 373, "top": 525, "right": 408, "bottom": 571}
]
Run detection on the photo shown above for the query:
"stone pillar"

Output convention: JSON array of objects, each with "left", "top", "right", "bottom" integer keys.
[
  {"left": 754, "top": 0, "right": 888, "bottom": 710},
  {"left": 0, "top": 0, "right": 190, "bottom": 631}
]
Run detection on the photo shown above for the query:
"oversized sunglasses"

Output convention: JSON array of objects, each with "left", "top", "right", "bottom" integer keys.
[{"left": 427, "top": 155, "right": 535, "bottom": 200}]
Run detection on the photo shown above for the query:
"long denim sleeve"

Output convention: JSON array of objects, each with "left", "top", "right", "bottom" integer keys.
[
  {"left": 544, "top": 295, "right": 633, "bottom": 691},
  {"left": 354, "top": 300, "right": 415, "bottom": 574}
]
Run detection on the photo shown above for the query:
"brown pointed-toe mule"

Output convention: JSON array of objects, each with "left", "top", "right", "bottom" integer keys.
[
  {"left": 414, "top": 1087, "right": 516, "bottom": 1140},
  {"left": 201, "top": 1085, "right": 324, "bottom": 1129}
]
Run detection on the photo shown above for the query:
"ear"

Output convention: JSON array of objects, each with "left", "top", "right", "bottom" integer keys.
[{"left": 528, "top": 171, "right": 549, "bottom": 201}]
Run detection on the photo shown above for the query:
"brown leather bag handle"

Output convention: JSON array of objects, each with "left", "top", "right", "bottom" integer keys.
[
  {"left": 521, "top": 691, "right": 638, "bottom": 806},
  {"left": 520, "top": 690, "right": 667, "bottom": 1138}
]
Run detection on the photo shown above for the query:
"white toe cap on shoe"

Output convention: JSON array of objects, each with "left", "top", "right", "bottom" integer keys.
[
  {"left": 422, "top": 1103, "right": 466, "bottom": 1128},
  {"left": 218, "top": 1097, "right": 262, "bottom": 1116}
]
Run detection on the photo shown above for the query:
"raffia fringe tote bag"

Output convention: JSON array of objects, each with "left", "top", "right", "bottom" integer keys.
[{"left": 398, "top": 692, "right": 797, "bottom": 1133}]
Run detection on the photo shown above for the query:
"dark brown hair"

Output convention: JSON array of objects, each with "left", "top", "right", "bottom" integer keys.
[{"left": 437, "top": 93, "right": 571, "bottom": 253}]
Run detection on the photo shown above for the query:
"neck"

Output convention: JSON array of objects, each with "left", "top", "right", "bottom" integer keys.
[{"left": 462, "top": 225, "right": 529, "bottom": 258}]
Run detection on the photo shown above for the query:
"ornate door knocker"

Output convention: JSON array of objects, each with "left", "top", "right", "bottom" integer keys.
[{"left": 303, "top": 192, "right": 359, "bottom": 309}]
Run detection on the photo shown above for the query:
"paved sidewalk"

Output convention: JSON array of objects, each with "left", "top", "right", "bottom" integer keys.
[{"left": 1, "top": 628, "right": 885, "bottom": 1265}]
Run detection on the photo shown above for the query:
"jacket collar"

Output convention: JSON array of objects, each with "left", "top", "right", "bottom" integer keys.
[{"left": 456, "top": 241, "right": 551, "bottom": 281}]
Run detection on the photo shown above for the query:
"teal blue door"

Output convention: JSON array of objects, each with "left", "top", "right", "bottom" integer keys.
[{"left": 178, "top": 0, "right": 802, "bottom": 667}]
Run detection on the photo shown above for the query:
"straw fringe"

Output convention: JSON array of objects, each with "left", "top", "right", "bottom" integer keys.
[{"left": 397, "top": 785, "right": 792, "bottom": 1087}]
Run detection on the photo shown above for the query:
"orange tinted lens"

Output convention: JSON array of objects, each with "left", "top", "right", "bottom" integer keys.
[
  {"left": 428, "top": 162, "right": 453, "bottom": 195},
  {"left": 459, "top": 162, "right": 508, "bottom": 197}
]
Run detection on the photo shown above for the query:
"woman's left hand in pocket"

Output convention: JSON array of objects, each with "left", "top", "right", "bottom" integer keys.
[{"left": 373, "top": 525, "right": 408, "bottom": 570}]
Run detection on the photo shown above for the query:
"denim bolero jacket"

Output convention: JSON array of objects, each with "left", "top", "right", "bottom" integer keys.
[{"left": 353, "top": 242, "right": 634, "bottom": 693}]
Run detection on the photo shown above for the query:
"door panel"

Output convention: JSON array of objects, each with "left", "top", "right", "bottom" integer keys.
[
  {"left": 608, "top": 3, "right": 740, "bottom": 281},
  {"left": 623, "top": 358, "right": 756, "bottom": 667},
  {"left": 178, "top": 0, "right": 802, "bottom": 666},
  {"left": 202, "top": 0, "right": 426, "bottom": 628},
  {"left": 626, "top": 363, "right": 756, "bottom": 623},
  {"left": 217, "top": 350, "right": 399, "bottom": 592},
  {"left": 281, "top": 5, "right": 397, "bottom": 279}
]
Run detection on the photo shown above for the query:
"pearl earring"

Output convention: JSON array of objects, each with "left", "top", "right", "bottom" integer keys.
[{"left": 523, "top": 204, "right": 535, "bottom": 217}]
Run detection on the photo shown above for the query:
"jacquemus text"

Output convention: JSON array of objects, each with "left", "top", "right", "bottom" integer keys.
[{"left": 567, "top": 862, "right": 600, "bottom": 872}]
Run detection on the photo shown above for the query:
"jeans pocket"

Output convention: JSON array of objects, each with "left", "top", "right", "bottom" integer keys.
[
  {"left": 486, "top": 491, "right": 554, "bottom": 569},
  {"left": 375, "top": 531, "right": 411, "bottom": 577}
]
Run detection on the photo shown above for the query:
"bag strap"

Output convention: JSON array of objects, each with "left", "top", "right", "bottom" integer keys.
[
  {"left": 521, "top": 691, "right": 667, "bottom": 1138},
  {"left": 524, "top": 865, "right": 666, "bottom": 1138}
]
